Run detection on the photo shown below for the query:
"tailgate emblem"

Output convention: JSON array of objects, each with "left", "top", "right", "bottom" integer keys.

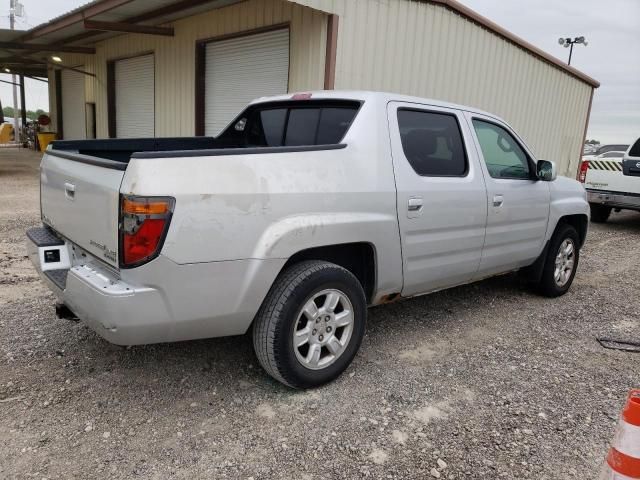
[{"left": 90, "top": 240, "right": 117, "bottom": 262}]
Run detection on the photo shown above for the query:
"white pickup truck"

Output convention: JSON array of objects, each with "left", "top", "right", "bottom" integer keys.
[
  {"left": 579, "top": 138, "right": 640, "bottom": 222},
  {"left": 27, "top": 91, "right": 589, "bottom": 388}
]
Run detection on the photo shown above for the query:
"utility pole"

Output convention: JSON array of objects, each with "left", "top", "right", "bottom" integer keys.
[
  {"left": 558, "top": 36, "right": 588, "bottom": 66},
  {"left": 10, "top": 0, "right": 19, "bottom": 142}
]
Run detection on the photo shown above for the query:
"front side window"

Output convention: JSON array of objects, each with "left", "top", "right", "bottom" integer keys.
[
  {"left": 397, "top": 109, "right": 468, "bottom": 176},
  {"left": 472, "top": 120, "right": 531, "bottom": 180}
]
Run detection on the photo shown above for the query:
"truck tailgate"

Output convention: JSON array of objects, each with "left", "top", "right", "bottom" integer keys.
[
  {"left": 584, "top": 158, "right": 637, "bottom": 193},
  {"left": 40, "top": 152, "right": 125, "bottom": 268}
]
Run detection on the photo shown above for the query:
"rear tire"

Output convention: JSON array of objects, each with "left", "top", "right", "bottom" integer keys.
[
  {"left": 252, "top": 260, "right": 366, "bottom": 389},
  {"left": 536, "top": 224, "right": 580, "bottom": 297},
  {"left": 590, "top": 203, "right": 612, "bottom": 223}
]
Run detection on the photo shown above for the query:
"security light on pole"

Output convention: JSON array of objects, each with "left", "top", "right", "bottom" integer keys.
[{"left": 558, "top": 36, "right": 588, "bottom": 65}]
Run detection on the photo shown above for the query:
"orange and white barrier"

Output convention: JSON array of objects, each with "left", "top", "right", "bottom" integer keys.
[{"left": 601, "top": 389, "right": 640, "bottom": 479}]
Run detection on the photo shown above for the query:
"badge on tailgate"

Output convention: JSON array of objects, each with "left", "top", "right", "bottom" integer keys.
[{"left": 89, "top": 240, "right": 117, "bottom": 262}]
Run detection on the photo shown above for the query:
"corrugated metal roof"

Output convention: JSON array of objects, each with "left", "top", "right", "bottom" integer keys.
[
  {"left": 1, "top": 0, "right": 599, "bottom": 87},
  {"left": 36, "top": 1, "right": 101, "bottom": 27},
  {"left": 0, "top": 29, "right": 48, "bottom": 76},
  {"left": 20, "top": 0, "right": 243, "bottom": 44},
  {"left": 0, "top": 28, "right": 27, "bottom": 42}
]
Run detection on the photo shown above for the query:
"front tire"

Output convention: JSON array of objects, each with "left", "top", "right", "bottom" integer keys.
[
  {"left": 536, "top": 224, "right": 580, "bottom": 297},
  {"left": 252, "top": 260, "right": 366, "bottom": 389},
  {"left": 590, "top": 203, "right": 612, "bottom": 223}
]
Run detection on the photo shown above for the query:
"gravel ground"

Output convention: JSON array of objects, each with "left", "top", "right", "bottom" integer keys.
[{"left": 1, "top": 149, "right": 639, "bottom": 479}]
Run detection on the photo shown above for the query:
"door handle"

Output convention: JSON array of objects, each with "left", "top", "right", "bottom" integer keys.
[
  {"left": 408, "top": 197, "right": 423, "bottom": 211},
  {"left": 64, "top": 182, "right": 75, "bottom": 201},
  {"left": 493, "top": 194, "right": 504, "bottom": 207}
]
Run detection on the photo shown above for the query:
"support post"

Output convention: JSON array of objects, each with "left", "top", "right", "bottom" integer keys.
[
  {"left": 19, "top": 73, "right": 26, "bottom": 130},
  {"left": 10, "top": 0, "right": 19, "bottom": 142}
]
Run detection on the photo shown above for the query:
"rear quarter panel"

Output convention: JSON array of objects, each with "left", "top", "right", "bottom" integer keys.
[{"left": 120, "top": 99, "right": 404, "bottom": 300}]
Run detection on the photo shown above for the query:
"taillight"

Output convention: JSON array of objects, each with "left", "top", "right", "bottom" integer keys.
[
  {"left": 119, "top": 195, "right": 175, "bottom": 268},
  {"left": 578, "top": 160, "right": 590, "bottom": 183}
]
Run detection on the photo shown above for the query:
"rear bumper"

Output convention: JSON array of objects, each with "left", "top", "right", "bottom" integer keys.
[
  {"left": 27, "top": 226, "right": 285, "bottom": 345},
  {"left": 586, "top": 190, "right": 640, "bottom": 211}
]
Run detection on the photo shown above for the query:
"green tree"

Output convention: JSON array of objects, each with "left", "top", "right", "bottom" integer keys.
[{"left": 1, "top": 106, "right": 49, "bottom": 121}]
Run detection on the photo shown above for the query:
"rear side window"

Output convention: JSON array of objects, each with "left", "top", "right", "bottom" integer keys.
[
  {"left": 219, "top": 101, "right": 360, "bottom": 147},
  {"left": 397, "top": 109, "right": 468, "bottom": 176},
  {"left": 629, "top": 138, "right": 640, "bottom": 158}
]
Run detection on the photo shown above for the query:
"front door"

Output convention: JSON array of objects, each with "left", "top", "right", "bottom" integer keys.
[
  {"left": 465, "top": 113, "right": 550, "bottom": 278},
  {"left": 388, "top": 102, "right": 488, "bottom": 296}
]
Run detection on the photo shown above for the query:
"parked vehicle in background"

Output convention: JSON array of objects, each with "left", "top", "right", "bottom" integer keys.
[
  {"left": 584, "top": 144, "right": 630, "bottom": 158},
  {"left": 26, "top": 91, "right": 589, "bottom": 388},
  {"left": 580, "top": 138, "right": 640, "bottom": 222},
  {"left": 596, "top": 151, "right": 626, "bottom": 160}
]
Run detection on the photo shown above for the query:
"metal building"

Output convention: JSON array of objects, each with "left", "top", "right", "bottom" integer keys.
[{"left": 1, "top": 0, "right": 599, "bottom": 176}]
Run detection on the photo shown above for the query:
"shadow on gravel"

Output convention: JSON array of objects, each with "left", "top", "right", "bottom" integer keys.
[
  {"left": 595, "top": 210, "right": 640, "bottom": 233},
  {"left": 55, "top": 271, "right": 530, "bottom": 397}
]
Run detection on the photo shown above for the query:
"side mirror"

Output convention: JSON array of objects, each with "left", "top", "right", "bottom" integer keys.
[{"left": 536, "top": 160, "right": 557, "bottom": 181}]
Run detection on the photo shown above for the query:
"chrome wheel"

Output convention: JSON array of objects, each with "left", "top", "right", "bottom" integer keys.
[
  {"left": 554, "top": 238, "right": 575, "bottom": 287},
  {"left": 292, "top": 289, "right": 354, "bottom": 370}
]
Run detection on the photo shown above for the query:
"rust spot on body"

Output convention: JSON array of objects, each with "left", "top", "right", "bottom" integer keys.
[{"left": 380, "top": 293, "right": 402, "bottom": 304}]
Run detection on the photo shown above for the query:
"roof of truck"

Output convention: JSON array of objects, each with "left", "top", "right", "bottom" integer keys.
[{"left": 252, "top": 90, "right": 505, "bottom": 123}]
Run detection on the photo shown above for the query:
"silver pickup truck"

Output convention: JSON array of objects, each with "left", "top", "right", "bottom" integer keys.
[{"left": 27, "top": 91, "right": 589, "bottom": 388}]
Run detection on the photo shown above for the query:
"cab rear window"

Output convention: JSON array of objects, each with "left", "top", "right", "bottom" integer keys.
[
  {"left": 629, "top": 138, "right": 640, "bottom": 158},
  {"left": 218, "top": 100, "right": 360, "bottom": 147}
]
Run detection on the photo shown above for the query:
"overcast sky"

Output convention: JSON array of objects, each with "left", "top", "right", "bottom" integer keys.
[
  {"left": 458, "top": 0, "right": 640, "bottom": 144},
  {"left": 0, "top": 0, "right": 638, "bottom": 144}
]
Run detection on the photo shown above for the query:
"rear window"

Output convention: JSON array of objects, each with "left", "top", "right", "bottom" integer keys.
[
  {"left": 218, "top": 101, "right": 360, "bottom": 148},
  {"left": 629, "top": 138, "right": 640, "bottom": 158}
]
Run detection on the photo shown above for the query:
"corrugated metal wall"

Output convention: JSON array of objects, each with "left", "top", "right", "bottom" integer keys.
[
  {"left": 48, "top": 0, "right": 594, "bottom": 176},
  {"left": 293, "top": 0, "right": 593, "bottom": 176},
  {"left": 49, "top": 0, "right": 327, "bottom": 138}
]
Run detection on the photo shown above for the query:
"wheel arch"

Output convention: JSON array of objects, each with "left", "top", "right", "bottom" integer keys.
[
  {"left": 280, "top": 242, "right": 377, "bottom": 304},
  {"left": 555, "top": 214, "right": 588, "bottom": 248},
  {"left": 523, "top": 214, "right": 587, "bottom": 283}
]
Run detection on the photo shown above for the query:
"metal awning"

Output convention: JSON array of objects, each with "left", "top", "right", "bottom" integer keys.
[
  {"left": 0, "top": 0, "right": 246, "bottom": 78},
  {"left": 0, "top": 28, "right": 48, "bottom": 77}
]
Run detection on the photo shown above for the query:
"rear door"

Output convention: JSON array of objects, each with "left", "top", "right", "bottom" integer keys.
[
  {"left": 388, "top": 102, "right": 488, "bottom": 296},
  {"left": 466, "top": 113, "right": 550, "bottom": 277}
]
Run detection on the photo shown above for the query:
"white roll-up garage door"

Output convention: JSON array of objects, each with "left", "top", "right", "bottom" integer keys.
[
  {"left": 204, "top": 28, "right": 289, "bottom": 136},
  {"left": 61, "top": 68, "right": 86, "bottom": 140},
  {"left": 115, "top": 54, "right": 155, "bottom": 138}
]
